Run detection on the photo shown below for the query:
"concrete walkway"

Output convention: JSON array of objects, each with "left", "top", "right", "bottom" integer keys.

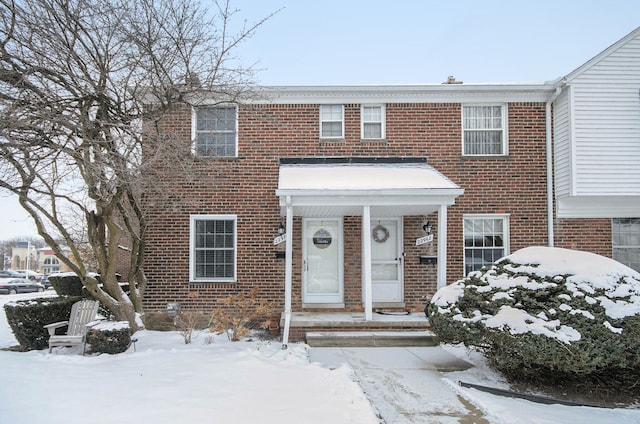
[{"left": 309, "top": 346, "right": 491, "bottom": 424}]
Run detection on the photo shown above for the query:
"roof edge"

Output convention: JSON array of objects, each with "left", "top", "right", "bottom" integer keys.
[
  {"left": 563, "top": 26, "right": 640, "bottom": 82},
  {"left": 279, "top": 157, "right": 427, "bottom": 165}
]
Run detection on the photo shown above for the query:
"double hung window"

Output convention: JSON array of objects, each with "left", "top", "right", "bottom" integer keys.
[
  {"left": 361, "top": 105, "right": 385, "bottom": 139},
  {"left": 462, "top": 105, "right": 507, "bottom": 155},
  {"left": 464, "top": 215, "right": 509, "bottom": 274},
  {"left": 320, "top": 105, "right": 344, "bottom": 138},
  {"left": 612, "top": 218, "right": 640, "bottom": 272},
  {"left": 190, "top": 215, "right": 237, "bottom": 282},
  {"left": 194, "top": 106, "right": 237, "bottom": 157}
]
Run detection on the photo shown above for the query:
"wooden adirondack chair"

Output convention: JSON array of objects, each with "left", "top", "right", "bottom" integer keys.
[{"left": 44, "top": 299, "right": 100, "bottom": 354}]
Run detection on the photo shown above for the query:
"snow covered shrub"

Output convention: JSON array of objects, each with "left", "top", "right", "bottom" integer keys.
[
  {"left": 3, "top": 296, "right": 81, "bottom": 350},
  {"left": 48, "top": 273, "right": 85, "bottom": 297},
  {"left": 209, "top": 288, "right": 276, "bottom": 341},
  {"left": 427, "top": 247, "right": 640, "bottom": 388},
  {"left": 86, "top": 321, "right": 131, "bottom": 354}
]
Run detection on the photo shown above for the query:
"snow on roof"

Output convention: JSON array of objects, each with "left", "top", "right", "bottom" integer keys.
[{"left": 278, "top": 162, "right": 459, "bottom": 191}]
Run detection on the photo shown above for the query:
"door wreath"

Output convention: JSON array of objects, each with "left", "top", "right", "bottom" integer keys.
[{"left": 372, "top": 224, "right": 390, "bottom": 243}]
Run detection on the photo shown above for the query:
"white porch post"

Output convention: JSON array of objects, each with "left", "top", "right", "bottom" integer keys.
[
  {"left": 362, "top": 205, "right": 373, "bottom": 320},
  {"left": 281, "top": 196, "right": 293, "bottom": 349},
  {"left": 437, "top": 204, "right": 448, "bottom": 289}
]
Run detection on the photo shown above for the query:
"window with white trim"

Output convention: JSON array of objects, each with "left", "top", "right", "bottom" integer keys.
[
  {"left": 193, "top": 105, "right": 237, "bottom": 157},
  {"left": 361, "top": 105, "right": 385, "bottom": 139},
  {"left": 43, "top": 257, "right": 60, "bottom": 275},
  {"left": 464, "top": 215, "right": 509, "bottom": 274},
  {"left": 612, "top": 218, "right": 640, "bottom": 272},
  {"left": 462, "top": 105, "right": 507, "bottom": 155},
  {"left": 190, "top": 215, "right": 237, "bottom": 282},
  {"left": 320, "top": 105, "right": 344, "bottom": 138}
]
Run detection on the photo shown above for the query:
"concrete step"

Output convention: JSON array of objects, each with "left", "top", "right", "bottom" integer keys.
[{"left": 305, "top": 330, "right": 439, "bottom": 347}]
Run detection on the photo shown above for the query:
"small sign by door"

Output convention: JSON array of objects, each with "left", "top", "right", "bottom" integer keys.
[
  {"left": 415, "top": 234, "right": 434, "bottom": 246},
  {"left": 273, "top": 234, "right": 287, "bottom": 245}
]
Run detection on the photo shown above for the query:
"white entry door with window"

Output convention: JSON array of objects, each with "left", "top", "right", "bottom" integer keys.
[
  {"left": 370, "top": 218, "right": 404, "bottom": 303},
  {"left": 303, "top": 219, "right": 343, "bottom": 304}
]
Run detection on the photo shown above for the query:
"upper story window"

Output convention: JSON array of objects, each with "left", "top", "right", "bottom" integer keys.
[
  {"left": 361, "top": 105, "right": 385, "bottom": 139},
  {"left": 612, "top": 218, "right": 640, "bottom": 272},
  {"left": 320, "top": 105, "right": 344, "bottom": 138},
  {"left": 190, "top": 215, "right": 237, "bottom": 282},
  {"left": 462, "top": 105, "right": 507, "bottom": 156},
  {"left": 464, "top": 215, "right": 509, "bottom": 275},
  {"left": 194, "top": 105, "right": 237, "bottom": 157}
]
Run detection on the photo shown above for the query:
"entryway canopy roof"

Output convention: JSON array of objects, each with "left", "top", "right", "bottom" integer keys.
[{"left": 276, "top": 157, "right": 463, "bottom": 217}]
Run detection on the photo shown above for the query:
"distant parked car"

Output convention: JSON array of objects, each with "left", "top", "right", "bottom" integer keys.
[
  {"left": 41, "top": 277, "right": 52, "bottom": 289},
  {"left": 14, "top": 270, "right": 44, "bottom": 281},
  {"left": 0, "top": 270, "right": 24, "bottom": 278},
  {"left": 0, "top": 278, "right": 45, "bottom": 295}
]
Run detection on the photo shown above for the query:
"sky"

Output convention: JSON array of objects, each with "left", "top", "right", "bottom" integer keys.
[
  {"left": 230, "top": 0, "right": 640, "bottom": 85},
  {"left": 2, "top": 0, "right": 639, "bottom": 241}
]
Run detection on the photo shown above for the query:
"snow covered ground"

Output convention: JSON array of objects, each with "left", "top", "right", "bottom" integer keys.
[{"left": 1, "top": 291, "right": 639, "bottom": 423}]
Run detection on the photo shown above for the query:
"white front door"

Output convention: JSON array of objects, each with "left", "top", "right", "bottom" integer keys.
[
  {"left": 370, "top": 218, "right": 403, "bottom": 303},
  {"left": 303, "top": 219, "right": 343, "bottom": 304}
]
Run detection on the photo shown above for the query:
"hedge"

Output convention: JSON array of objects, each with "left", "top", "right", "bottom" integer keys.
[
  {"left": 86, "top": 321, "right": 131, "bottom": 354},
  {"left": 427, "top": 247, "right": 640, "bottom": 390},
  {"left": 3, "top": 296, "right": 82, "bottom": 350}
]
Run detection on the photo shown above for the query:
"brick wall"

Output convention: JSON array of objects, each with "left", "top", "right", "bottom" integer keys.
[
  {"left": 554, "top": 218, "right": 612, "bottom": 257},
  {"left": 143, "top": 101, "right": 558, "bottom": 315}
]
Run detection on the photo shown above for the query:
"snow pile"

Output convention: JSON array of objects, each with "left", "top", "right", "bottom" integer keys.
[
  {"left": 2, "top": 291, "right": 640, "bottom": 422},
  {"left": 0, "top": 292, "right": 378, "bottom": 424}
]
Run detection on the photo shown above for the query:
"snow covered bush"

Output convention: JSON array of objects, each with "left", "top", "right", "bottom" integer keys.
[
  {"left": 427, "top": 247, "right": 640, "bottom": 389},
  {"left": 48, "top": 273, "right": 85, "bottom": 297},
  {"left": 86, "top": 321, "right": 131, "bottom": 354},
  {"left": 3, "top": 296, "right": 81, "bottom": 350}
]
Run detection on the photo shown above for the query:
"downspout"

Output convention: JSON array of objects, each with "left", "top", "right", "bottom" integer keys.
[{"left": 546, "top": 85, "right": 563, "bottom": 247}]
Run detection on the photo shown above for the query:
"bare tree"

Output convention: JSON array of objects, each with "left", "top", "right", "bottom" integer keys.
[{"left": 0, "top": 0, "right": 272, "bottom": 330}]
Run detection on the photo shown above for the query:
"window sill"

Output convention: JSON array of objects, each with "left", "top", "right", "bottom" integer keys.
[
  {"left": 193, "top": 155, "right": 239, "bottom": 161},
  {"left": 189, "top": 280, "right": 237, "bottom": 285},
  {"left": 319, "top": 138, "right": 345, "bottom": 143},
  {"left": 360, "top": 138, "right": 388, "bottom": 143},
  {"left": 461, "top": 155, "right": 510, "bottom": 160}
]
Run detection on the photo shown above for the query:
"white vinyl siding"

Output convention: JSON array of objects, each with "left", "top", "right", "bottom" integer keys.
[
  {"left": 462, "top": 105, "right": 507, "bottom": 156},
  {"left": 361, "top": 105, "right": 385, "bottom": 139},
  {"left": 612, "top": 218, "right": 640, "bottom": 272},
  {"left": 190, "top": 215, "right": 237, "bottom": 282},
  {"left": 320, "top": 105, "right": 344, "bottom": 138},
  {"left": 553, "top": 87, "right": 574, "bottom": 199},
  {"left": 569, "top": 35, "right": 640, "bottom": 196}
]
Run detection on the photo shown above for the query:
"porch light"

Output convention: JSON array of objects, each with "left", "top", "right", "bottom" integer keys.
[
  {"left": 278, "top": 220, "right": 285, "bottom": 235},
  {"left": 422, "top": 221, "right": 432, "bottom": 234}
]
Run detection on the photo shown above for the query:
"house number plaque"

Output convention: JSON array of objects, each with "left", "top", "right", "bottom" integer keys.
[{"left": 312, "top": 228, "right": 332, "bottom": 249}]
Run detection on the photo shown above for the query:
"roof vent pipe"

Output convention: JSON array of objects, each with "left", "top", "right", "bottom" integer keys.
[{"left": 443, "top": 76, "right": 463, "bottom": 84}]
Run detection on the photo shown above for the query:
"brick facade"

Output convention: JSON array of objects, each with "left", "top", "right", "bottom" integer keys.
[{"left": 142, "top": 99, "right": 612, "bottom": 317}]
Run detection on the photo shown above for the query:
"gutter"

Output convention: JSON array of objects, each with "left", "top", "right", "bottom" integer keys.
[{"left": 546, "top": 84, "right": 564, "bottom": 246}]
